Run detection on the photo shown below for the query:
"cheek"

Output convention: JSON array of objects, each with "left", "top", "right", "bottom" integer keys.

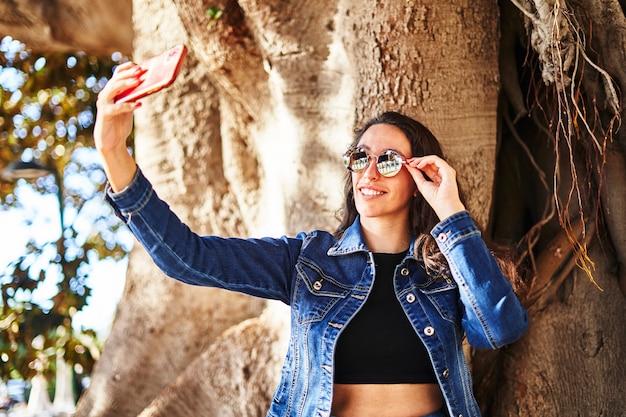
[{"left": 396, "top": 171, "right": 417, "bottom": 196}]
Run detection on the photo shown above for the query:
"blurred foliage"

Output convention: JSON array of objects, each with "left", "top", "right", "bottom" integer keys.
[
  {"left": 0, "top": 36, "right": 132, "bottom": 385},
  {"left": 206, "top": 6, "right": 224, "bottom": 20}
]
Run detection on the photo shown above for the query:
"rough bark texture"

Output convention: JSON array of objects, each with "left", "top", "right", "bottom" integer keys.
[
  {"left": 3, "top": 0, "right": 626, "bottom": 416},
  {"left": 75, "top": 1, "right": 269, "bottom": 415},
  {"left": 492, "top": 244, "right": 626, "bottom": 416},
  {"left": 0, "top": 0, "right": 133, "bottom": 55},
  {"left": 341, "top": 0, "right": 500, "bottom": 228},
  {"left": 137, "top": 303, "right": 289, "bottom": 417}
]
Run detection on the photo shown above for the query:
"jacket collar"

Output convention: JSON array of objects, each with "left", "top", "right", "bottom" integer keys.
[{"left": 328, "top": 215, "right": 418, "bottom": 260}]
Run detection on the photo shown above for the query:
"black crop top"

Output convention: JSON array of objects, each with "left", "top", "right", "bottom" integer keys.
[{"left": 334, "top": 252, "right": 437, "bottom": 384}]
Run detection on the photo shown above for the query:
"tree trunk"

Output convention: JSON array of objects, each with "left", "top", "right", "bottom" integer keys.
[
  {"left": 0, "top": 0, "right": 133, "bottom": 55},
  {"left": 340, "top": 0, "right": 500, "bottom": 228},
  {"left": 74, "top": 1, "right": 269, "bottom": 415},
  {"left": 491, "top": 244, "right": 626, "bottom": 416}
]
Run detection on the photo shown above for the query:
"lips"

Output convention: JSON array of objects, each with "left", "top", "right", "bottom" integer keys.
[{"left": 359, "top": 186, "right": 385, "bottom": 196}]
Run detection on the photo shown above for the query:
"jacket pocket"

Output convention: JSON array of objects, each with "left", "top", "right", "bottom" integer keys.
[
  {"left": 293, "top": 259, "right": 351, "bottom": 324},
  {"left": 422, "top": 284, "right": 461, "bottom": 324}
]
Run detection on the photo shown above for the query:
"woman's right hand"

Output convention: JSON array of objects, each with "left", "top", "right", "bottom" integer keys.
[
  {"left": 94, "top": 62, "right": 144, "bottom": 152},
  {"left": 94, "top": 62, "right": 145, "bottom": 191}
]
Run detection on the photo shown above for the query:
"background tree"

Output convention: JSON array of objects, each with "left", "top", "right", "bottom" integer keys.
[
  {"left": 0, "top": 36, "right": 131, "bottom": 396},
  {"left": 2, "top": 0, "right": 625, "bottom": 416}
]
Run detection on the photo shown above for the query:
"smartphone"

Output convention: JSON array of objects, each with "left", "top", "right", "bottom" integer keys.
[{"left": 114, "top": 44, "right": 187, "bottom": 103}]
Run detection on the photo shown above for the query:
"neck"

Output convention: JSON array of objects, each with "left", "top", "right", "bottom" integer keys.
[{"left": 359, "top": 216, "right": 412, "bottom": 253}]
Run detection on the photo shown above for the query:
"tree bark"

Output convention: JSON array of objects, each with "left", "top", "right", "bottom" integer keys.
[
  {"left": 340, "top": 0, "right": 500, "bottom": 228},
  {"left": 0, "top": 0, "right": 133, "bottom": 55},
  {"left": 74, "top": 1, "right": 269, "bottom": 415},
  {"left": 489, "top": 244, "right": 626, "bottom": 416}
]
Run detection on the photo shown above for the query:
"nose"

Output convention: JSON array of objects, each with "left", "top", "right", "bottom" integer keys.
[{"left": 362, "top": 155, "right": 380, "bottom": 179}]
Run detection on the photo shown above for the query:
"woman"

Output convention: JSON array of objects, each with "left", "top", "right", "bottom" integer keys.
[{"left": 95, "top": 62, "right": 528, "bottom": 417}]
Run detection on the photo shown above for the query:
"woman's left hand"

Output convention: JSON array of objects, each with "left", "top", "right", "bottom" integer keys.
[{"left": 405, "top": 155, "right": 466, "bottom": 220}]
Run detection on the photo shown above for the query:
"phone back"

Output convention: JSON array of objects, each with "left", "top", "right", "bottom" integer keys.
[{"left": 115, "top": 44, "right": 187, "bottom": 103}]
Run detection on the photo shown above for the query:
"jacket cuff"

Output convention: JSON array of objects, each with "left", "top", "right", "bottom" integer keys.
[
  {"left": 430, "top": 210, "right": 480, "bottom": 251},
  {"left": 104, "top": 166, "right": 152, "bottom": 222}
]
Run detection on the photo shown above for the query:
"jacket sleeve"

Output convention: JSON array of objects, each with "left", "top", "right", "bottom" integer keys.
[
  {"left": 105, "top": 167, "right": 300, "bottom": 304},
  {"left": 431, "top": 211, "right": 528, "bottom": 349}
]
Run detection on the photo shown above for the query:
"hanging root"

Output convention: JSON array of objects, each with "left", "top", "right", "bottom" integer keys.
[
  {"left": 509, "top": 0, "right": 575, "bottom": 89},
  {"left": 508, "top": 0, "right": 621, "bottom": 287}
]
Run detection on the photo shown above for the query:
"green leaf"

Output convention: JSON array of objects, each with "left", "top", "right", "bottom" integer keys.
[{"left": 205, "top": 6, "right": 223, "bottom": 20}]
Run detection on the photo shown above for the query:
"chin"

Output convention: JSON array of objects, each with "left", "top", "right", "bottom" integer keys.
[{"left": 355, "top": 203, "right": 383, "bottom": 219}]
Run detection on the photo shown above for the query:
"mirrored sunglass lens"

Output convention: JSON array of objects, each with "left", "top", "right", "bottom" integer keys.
[
  {"left": 348, "top": 150, "right": 369, "bottom": 172},
  {"left": 376, "top": 151, "right": 403, "bottom": 177}
]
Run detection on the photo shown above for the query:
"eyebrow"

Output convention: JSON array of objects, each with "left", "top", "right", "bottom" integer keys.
[{"left": 356, "top": 143, "right": 408, "bottom": 157}]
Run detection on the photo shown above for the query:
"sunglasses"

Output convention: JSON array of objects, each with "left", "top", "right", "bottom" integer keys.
[{"left": 342, "top": 147, "right": 407, "bottom": 177}]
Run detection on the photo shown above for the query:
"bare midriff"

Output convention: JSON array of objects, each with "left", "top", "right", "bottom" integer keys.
[{"left": 331, "top": 383, "right": 444, "bottom": 417}]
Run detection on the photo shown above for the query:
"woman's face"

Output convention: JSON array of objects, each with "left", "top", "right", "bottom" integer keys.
[{"left": 352, "top": 123, "right": 416, "bottom": 224}]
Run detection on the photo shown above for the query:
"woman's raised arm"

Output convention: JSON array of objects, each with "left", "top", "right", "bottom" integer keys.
[{"left": 94, "top": 62, "right": 145, "bottom": 192}]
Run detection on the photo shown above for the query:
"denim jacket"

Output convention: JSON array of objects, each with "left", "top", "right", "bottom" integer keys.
[{"left": 106, "top": 168, "right": 528, "bottom": 417}]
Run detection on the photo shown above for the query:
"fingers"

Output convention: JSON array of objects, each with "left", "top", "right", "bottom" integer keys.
[
  {"left": 97, "top": 62, "right": 145, "bottom": 111},
  {"left": 404, "top": 155, "right": 466, "bottom": 220},
  {"left": 93, "top": 62, "right": 141, "bottom": 153},
  {"left": 407, "top": 155, "right": 455, "bottom": 183}
]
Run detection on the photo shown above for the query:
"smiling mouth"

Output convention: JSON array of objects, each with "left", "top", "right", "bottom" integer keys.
[{"left": 360, "top": 187, "right": 385, "bottom": 196}]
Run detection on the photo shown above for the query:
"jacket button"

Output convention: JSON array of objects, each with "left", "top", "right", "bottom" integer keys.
[
  {"left": 437, "top": 233, "right": 447, "bottom": 243},
  {"left": 400, "top": 267, "right": 410, "bottom": 276},
  {"left": 442, "top": 369, "right": 450, "bottom": 378},
  {"left": 406, "top": 293, "right": 416, "bottom": 303},
  {"left": 313, "top": 280, "right": 323, "bottom": 291},
  {"left": 424, "top": 326, "right": 435, "bottom": 336}
]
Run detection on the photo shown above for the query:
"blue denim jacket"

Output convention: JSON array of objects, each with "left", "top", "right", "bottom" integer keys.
[{"left": 107, "top": 168, "right": 528, "bottom": 417}]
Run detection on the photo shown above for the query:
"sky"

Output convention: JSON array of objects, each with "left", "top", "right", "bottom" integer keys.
[{"left": 0, "top": 184, "right": 128, "bottom": 340}]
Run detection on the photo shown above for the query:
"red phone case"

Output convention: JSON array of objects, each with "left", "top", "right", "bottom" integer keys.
[{"left": 114, "top": 44, "right": 187, "bottom": 103}]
